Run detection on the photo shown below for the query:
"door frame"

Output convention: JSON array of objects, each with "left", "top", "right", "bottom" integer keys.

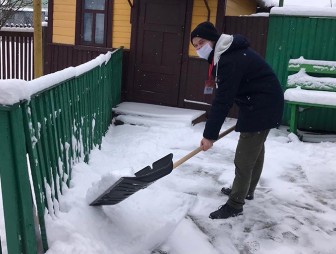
[{"left": 126, "top": 0, "right": 194, "bottom": 107}]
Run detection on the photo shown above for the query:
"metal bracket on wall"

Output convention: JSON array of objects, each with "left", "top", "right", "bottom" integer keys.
[
  {"left": 127, "top": 0, "right": 133, "bottom": 8},
  {"left": 203, "top": 0, "right": 210, "bottom": 21}
]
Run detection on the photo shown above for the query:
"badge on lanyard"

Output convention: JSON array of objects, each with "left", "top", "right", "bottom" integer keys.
[{"left": 204, "top": 59, "right": 215, "bottom": 95}]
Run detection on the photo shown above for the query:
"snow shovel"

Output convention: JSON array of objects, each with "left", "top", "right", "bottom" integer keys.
[{"left": 90, "top": 125, "right": 236, "bottom": 206}]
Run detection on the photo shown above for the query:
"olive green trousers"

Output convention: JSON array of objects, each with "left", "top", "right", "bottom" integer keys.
[{"left": 226, "top": 129, "right": 270, "bottom": 210}]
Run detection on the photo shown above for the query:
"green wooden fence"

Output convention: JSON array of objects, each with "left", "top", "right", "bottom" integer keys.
[{"left": 0, "top": 48, "right": 122, "bottom": 253}]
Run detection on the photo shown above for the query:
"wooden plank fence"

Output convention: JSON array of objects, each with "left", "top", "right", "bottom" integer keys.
[
  {"left": 0, "top": 26, "right": 48, "bottom": 81},
  {"left": 0, "top": 48, "right": 123, "bottom": 253},
  {"left": 0, "top": 27, "right": 33, "bottom": 80}
]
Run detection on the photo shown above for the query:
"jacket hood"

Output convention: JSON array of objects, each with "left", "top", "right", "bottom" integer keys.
[
  {"left": 213, "top": 34, "right": 250, "bottom": 65},
  {"left": 213, "top": 34, "right": 233, "bottom": 65}
]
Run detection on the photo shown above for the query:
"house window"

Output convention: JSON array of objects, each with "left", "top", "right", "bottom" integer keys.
[{"left": 81, "top": 0, "right": 108, "bottom": 46}]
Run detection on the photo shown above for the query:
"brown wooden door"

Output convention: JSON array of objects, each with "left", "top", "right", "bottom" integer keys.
[{"left": 131, "top": 0, "right": 188, "bottom": 106}]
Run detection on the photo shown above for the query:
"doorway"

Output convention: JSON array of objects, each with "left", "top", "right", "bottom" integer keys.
[{"left": 129, "top": 0, "right": 191, "bottom": 106}]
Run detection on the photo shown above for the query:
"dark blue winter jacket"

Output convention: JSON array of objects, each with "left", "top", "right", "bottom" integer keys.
[{"left": 204, "top": 35, "right": 284, "bottom": 140}]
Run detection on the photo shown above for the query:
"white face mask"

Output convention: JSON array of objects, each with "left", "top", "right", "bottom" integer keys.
[{"left": 196, "top": 43, "right": 213, "bottom": 60}]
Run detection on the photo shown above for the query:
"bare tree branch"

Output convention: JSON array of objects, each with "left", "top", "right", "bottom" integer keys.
[{"left": 0, "top": 0, "right": 34, "bottom": 28}]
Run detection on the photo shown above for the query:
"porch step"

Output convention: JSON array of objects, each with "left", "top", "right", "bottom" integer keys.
[{"left": 112, "top": 102, "right": 206, "bottom": 127}]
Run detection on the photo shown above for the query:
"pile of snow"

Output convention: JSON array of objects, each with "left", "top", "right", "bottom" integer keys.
[{"left": 86, "top": 173, "right": 122, "bottom": 205}]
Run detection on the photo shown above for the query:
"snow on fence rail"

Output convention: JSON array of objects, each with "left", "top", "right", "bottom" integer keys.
[{"left": 0, "top": 48, "right": 123, "bottom": 254}]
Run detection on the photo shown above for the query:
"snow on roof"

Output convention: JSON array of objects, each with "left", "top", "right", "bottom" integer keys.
[
  {"left": 271, "top": 6, "right": 336, "bottom": 17},
  {"left": 0, "top": 26, "right": 34, "bottom": 32}
]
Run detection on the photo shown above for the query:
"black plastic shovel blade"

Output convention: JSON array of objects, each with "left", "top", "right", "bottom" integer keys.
[{"left": 90, "top": 153, "right": 173, "bottom": 206}]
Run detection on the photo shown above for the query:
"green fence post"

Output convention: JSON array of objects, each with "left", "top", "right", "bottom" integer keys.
[
  {"left": 0, "top": 105, "right": 38, "bottom": 254},
  {"left": 22, "top": 101, "right": 49, "bottom": 252}
]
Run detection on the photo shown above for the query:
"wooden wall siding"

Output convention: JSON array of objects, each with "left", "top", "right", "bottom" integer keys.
[
  {"left": 45, "top": 0, "right": 266, "bottom": 118},
  {"left": 189, "top": 0, "right": 218, "bottom": 56},
  {"left": 226, "top": 0, "right": 257, "bottom": 16},
  {"left": 53, "top": 0, "right": 76, "bottom": 44},
  {"left": 223, "top": 16, "right": 269, "bottom": 57},
  {"left": 50, "top": 0, "right": 256, "bottom": 51},
  {"left": 44, "top": 43, "right": 129, "bottom": 99},
  {"left": 112, "top": 0, "right": 131, "bottom": 49},
  {"left": 183, "top": 58, "right": 240, "bottom": 117},
  {"left": 45, "top": 44, "right": 110, "bottom": 73},
  {"left": 183, "top": 58, "right": 212, "bottom": 105}
]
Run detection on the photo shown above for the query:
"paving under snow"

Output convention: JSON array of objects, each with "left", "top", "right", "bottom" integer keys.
[{"left": 39, "top": 103, "right": 336, "bottom": 254}]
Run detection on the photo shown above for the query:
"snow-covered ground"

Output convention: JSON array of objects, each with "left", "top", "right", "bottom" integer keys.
[
  {"left": 43, "top": 115, "right": 336, "bottom": 254},
  {"left": 1, "top": 1, "right": 336, "bottom": 253}
]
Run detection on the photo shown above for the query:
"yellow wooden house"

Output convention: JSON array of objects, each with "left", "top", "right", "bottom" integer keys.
[{"left": 47, "top": 0, "right": 263, "bottom": 108}]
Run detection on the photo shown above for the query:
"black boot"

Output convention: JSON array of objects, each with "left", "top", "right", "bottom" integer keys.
[
  {"left": 209, "top": 204, "right": 243, "bottom": 219},
  {"left": 221, "top": 187, "right": 254, "bottom": 200}
]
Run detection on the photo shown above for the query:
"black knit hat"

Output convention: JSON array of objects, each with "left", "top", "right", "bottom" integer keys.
[{"left": 190, "top": 22, "right": 220, "bottom": 45}]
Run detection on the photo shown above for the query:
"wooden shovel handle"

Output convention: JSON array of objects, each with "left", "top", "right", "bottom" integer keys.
[{"left": 172, "top": 125, "right": 236, "bottom": 169}]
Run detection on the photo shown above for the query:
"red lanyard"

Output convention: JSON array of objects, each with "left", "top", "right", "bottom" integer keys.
[{"left": 208, "top": 59, "right": 214, "bottom": 80}]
